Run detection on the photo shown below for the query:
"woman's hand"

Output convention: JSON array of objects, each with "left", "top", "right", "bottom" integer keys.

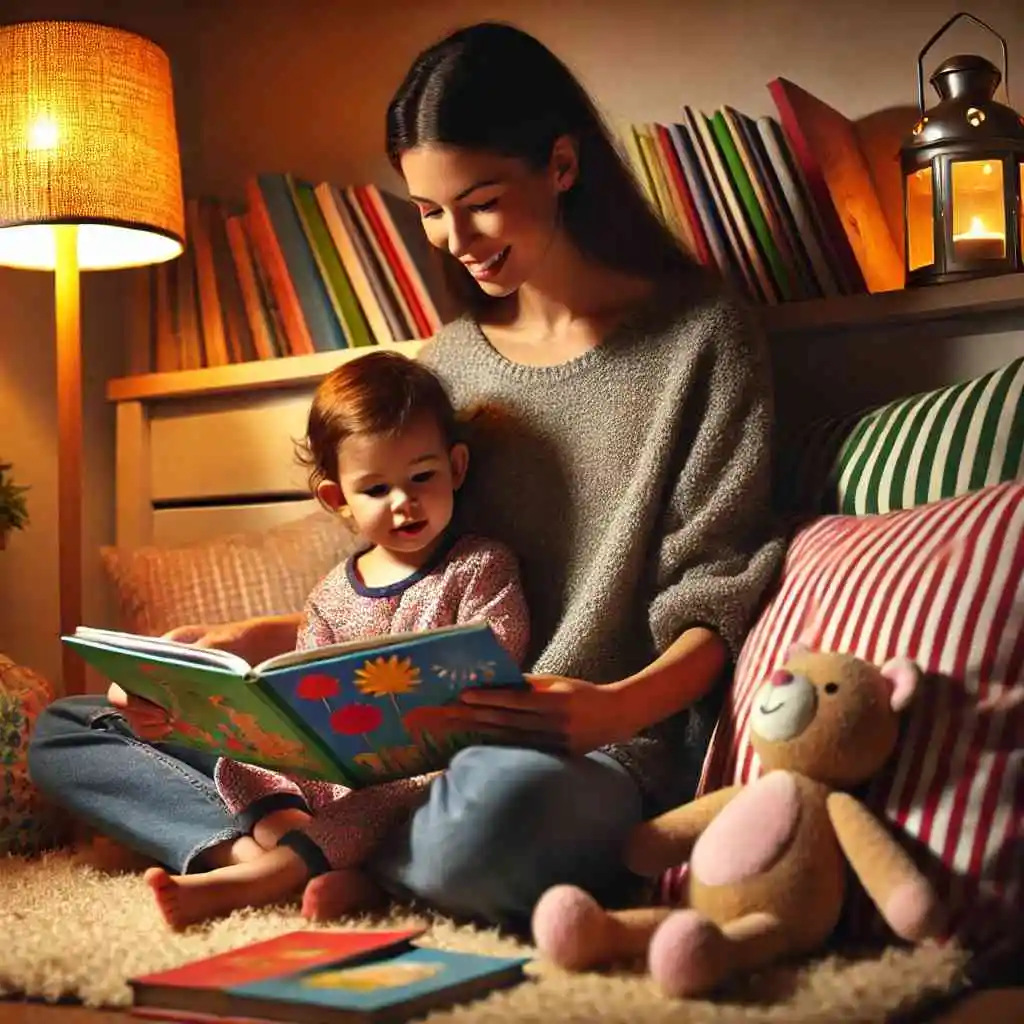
[
  {"left": 106, "top": 683, "right": 174, "bottom": 742},
  {"left": 163, "top": 613, "right": 300, "bottom": 664},
  {"left": 457, "top": 675, "right": 638, "bottom": 756}
]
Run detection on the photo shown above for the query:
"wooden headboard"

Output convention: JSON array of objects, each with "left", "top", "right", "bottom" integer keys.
[{"left": 110, "top": 342, "right": 423, "bottom": 549}]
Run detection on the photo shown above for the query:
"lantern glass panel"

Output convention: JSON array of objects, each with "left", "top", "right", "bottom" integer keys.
[
  {"left": 906, "top": 166, "right": 935, "bottom": 270},
  {"left": 951, "top": 159, "right": 1006, "bottom": 261},
  {"left": 1019, "top": 162, "right": 1024, "bottom": 259}
]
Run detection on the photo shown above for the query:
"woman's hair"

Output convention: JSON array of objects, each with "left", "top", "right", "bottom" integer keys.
[
  {"left": 296, "top": 350, "right": 459, "bottom": 496},
  {"left": 385, "top": 22, "right": 701, "bottom": 311}
]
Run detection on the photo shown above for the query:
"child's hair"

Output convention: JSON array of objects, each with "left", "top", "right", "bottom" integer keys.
[
  {"left": 296, "top": 351, "right": 459, "bottom": 498},
  {"left": 385, "top": 21, "right": 702, "bottom": 313}
]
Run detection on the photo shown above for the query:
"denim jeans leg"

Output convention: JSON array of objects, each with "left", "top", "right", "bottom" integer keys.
[
  {"left": 28, "top": 695, "right": 242, "bottom": 873},
  {"left": 369, "top": 745, "right": 645, "bottom": 928}
]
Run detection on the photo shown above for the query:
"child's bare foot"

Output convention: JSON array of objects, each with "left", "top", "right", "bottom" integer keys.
[
  {"left": 253, "top": 808, "right": 313, "bottom": 850},
  {"left": 196, "top": 834, "right": 265, "bottom": 870},
  {"left": 302, "top": 869, "right": 388, "bottom": 921},
  {"left": 145, "top": 846, "right": 310, "bottom": 930}
]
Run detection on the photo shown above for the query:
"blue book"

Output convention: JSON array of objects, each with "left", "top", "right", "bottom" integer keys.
[
  {"left": 63, "top": 621, "right": 526, "bottom": 787},
  {"left": 257, "top": 172, "right": 348, "bottom": 352},
  {"left": 230, "top": 946, "right": 528, "bottom": 1023}
]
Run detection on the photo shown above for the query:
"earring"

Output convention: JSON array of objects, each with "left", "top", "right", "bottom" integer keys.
[{"left": 337, "top": 506, "right": 353, "bottom": 520}]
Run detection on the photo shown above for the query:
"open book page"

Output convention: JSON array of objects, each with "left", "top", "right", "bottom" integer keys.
[
  {"left": 65, "top": 626, "right": 345, "bottom": 781},
  {"left": 72, "top": 626, "right": 252, "bottom": 675},
  {"left": 253, "top": 622, "right": 483, "bottom": 674}
]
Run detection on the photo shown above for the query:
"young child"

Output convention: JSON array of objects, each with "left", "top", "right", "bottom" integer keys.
[{"left": 145, "top": 351, "right": 529, "bottom": 929}]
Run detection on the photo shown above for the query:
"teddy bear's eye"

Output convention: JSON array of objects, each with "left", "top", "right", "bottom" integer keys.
[{"left": 824, "top": 682, "right": 839, "bottom": 695}]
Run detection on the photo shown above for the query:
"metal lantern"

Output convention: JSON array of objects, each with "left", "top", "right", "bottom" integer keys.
[{"left": 901, "top": 12, "right": 1024, "bottom": 287}]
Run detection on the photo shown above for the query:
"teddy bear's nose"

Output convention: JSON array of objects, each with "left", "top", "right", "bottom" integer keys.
[{"left": 770, "top": 669, "right": 794, "bottom": 687}]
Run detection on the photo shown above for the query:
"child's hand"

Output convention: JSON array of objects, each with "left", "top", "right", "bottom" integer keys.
[
  {"left": 163, "top": 614, "right": 300, "bottom": 664},
  {"left": 106, "top": 683, "right": 174, "bottom": 741}
]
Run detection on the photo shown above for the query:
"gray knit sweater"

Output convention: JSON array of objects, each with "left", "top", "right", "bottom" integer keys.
[{"left": 419, "top": 282, "right": 786, "bottom": 814}]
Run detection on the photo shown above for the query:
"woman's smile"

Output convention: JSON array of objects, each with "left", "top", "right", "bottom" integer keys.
[{"left": 465, "top": 246, "right": 511, "bottom": 280}]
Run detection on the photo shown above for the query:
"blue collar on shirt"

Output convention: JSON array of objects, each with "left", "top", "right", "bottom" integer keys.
[{"left": 345, "top": 529, "right": 460, "bottom": 599}]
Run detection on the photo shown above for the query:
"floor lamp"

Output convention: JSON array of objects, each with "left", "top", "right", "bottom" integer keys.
[{"left": 0, "top": 21, "right": 185, "bottom": 694}]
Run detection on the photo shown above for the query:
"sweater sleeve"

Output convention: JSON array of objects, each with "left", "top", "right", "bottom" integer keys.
[
  {"left": 454, "top": 540, "right": 531, "bottom": 667},
  {"left": 296, "top": 593, "right": 338, "bottom": 651},
  {"left": 648, "top": 301, "right": 785, "bottom": 659}
]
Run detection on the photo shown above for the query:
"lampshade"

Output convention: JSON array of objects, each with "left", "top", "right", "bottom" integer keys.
[{"left": 0, "top": 20, "right": 185, "bottom": 271}]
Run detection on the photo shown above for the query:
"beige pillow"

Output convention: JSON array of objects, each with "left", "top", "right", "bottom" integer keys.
[{"left": 101, "top": 511, "right": 359, "bottom": 637}]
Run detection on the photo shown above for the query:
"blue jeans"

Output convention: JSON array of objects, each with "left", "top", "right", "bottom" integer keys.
[{"left": 28, "top": 696, "right": 645, "bottom": 927}]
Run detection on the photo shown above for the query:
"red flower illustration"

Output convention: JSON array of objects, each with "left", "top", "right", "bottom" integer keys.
[
  {"left": 297, "top": 673, "right": 339, "bottom": 700},
  {"left": 330, "top": 703, "right": 383, "bottom": 752},
  {"left": 297, "top": 673, "right": 340, "bottom": 715}
]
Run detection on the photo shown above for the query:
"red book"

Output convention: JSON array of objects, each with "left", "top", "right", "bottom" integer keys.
[
  {"left": 131, "top": 928, "right": 423, "bottom": 996},
  {"left": 767, "top": 77, "right": 904, "bottom": 295}
]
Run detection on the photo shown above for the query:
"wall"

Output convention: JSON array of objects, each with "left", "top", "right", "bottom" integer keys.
[{"left": 0, "top": 0, "right": 1021, "bottom": 684}]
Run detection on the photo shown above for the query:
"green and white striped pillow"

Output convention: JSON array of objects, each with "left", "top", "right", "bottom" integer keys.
[
  {"left": 782, "top": 358, "right": 1024, "bottom": 517},
  {"left": 834, "top": 357, "right": 1024, "bottom": 514}
]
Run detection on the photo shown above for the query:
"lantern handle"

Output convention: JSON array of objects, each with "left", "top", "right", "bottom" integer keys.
[{"left": 917, "top": 11, "right": 1010, "bottom": 115}]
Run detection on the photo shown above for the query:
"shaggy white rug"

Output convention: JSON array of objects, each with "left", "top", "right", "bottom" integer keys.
[{"left": 0, "top": 853, "right": 970, "bottom": 1022}]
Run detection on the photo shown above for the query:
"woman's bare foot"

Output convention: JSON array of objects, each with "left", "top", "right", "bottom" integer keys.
[
  {"left": 302, "top": 869, "right": 389, "bottom": 921},
  {"left": 145, "top": 846, "right": 310, "bottom": 930}
]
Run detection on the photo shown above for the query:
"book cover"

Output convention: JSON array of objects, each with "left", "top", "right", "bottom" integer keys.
[
  {"left": 232, "top": 945, "right": 528, "bottom": 1022},
  {"left": 767, "top": 77, "right": 903, "bottom": 294},
  {"left": 132, "top": 929, "right": 423, "bottom": 993},
  {"left": 64, "top": 621, "right": 526, "bottom": 787}
]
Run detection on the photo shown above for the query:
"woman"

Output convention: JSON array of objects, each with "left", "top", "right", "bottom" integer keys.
[{"left": 29, "top": 22, "right": 784, "bottom": 929}]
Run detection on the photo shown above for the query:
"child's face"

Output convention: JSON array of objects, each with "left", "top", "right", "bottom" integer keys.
[{"left": 327, "top": 416, "right": 467, "bottom": 557}]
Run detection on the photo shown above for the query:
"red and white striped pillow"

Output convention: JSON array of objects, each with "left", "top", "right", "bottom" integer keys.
[{"left": 670, "top": 482, "right": 1023, "bottom": 946}]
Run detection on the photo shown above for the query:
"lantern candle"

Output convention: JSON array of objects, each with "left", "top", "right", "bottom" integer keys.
[
  {"left": 953, "top": 216, "right": 1006, "bottom": 261},
  {"left": 899, "top": 12, "right": 1024, "bottom": 286}
]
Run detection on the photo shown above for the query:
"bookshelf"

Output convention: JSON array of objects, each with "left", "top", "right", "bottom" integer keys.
[
  {"left": 107, "top": 274, "right": 1024, "bottom": 403},
  {"left": 107, "top": 340, "right": 424, "bottom": 402},
  {"left": 760, "top": 273, "right": 1024, "bottom": 335}
]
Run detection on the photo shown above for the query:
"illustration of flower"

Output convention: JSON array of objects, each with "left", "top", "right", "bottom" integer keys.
[
  {"left": 329, "top": 702, "right": 384, "bottom": 752},
  {"left": 431, "top": 658, "right": 497, "bottom": 686},
  {"left": 296, "top": 673, "right": 340, "bottom": 714},
  {"left": 355, "top": 655, "right": 421, "bottom": 715}
]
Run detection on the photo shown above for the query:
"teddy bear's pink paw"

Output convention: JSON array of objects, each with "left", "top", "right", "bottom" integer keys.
[
  {"left": 531, "top": 884, "right": 611, "bottom": 971},
  {"left": 884, "top": 878, "right": 943, "bottom": 942},
  {"left": 648, "top": 909, "right": 727, "bottom": 998}
]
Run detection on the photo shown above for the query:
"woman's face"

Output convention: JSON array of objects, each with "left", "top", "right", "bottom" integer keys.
[{"left": 400, "top": 143, "right": 572, "bottom": 297}]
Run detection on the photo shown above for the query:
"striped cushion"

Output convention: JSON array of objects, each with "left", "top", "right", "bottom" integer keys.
[
  {"left": 780, "top": 358, "right": 1024, "bottom": 517},
  {"left": 670, "top": 482, "right": 1023, "bottom": 946}
]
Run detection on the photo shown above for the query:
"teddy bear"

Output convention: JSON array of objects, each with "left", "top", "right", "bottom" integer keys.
[{"left": 531, "top": 644, "right": 943, "bottom": 998}]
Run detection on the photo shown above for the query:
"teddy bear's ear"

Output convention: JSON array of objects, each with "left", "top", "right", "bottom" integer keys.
[
  {"left": 880, "top": 656, "right": 920, "bottom": 712},
  {"left": 786, "top": 641, "right": 812, "bottom": 661}
]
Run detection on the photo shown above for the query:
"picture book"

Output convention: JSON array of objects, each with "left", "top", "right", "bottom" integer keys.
[
  {"left": 63, "top": 621, "right": 526, "bottom": 787},
  {"left": 131, "top": 937, "right": 529, "bottom": 1024},
  {"left": 130, "top": 929, "right": 423, "bottom": 1008}
]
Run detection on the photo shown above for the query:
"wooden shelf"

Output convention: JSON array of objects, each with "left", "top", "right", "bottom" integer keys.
[
  {"left": 760, "top": 272, "right": 1024, "bottom": 335},
  {"left": 106, "top": 340, "right": 425, "bottom": 402},
  {"left": 106, "top": 274, "right": 1024, "bottom": 403}
]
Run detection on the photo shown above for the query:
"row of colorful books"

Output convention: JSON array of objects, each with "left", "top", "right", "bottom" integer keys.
[
  {"left": 145, "top": 76, "right": 903, "bottom": 372},
  {"left": 622, "top": 77, "right": 904, "bottom": 303},
  {"left": 147, "top": 174, "right": 453, "bottom": 372}
]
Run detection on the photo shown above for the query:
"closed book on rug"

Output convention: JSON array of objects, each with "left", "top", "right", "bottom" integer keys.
[
  {"left": 130, "top": 929, "right": 422, "bottom": 1011},
  {"left": 130, "top": 932, "right": 528, "bottom": 1023},
  {"left": 64, "top": 620, "right": 525, "bottom": 787}
]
